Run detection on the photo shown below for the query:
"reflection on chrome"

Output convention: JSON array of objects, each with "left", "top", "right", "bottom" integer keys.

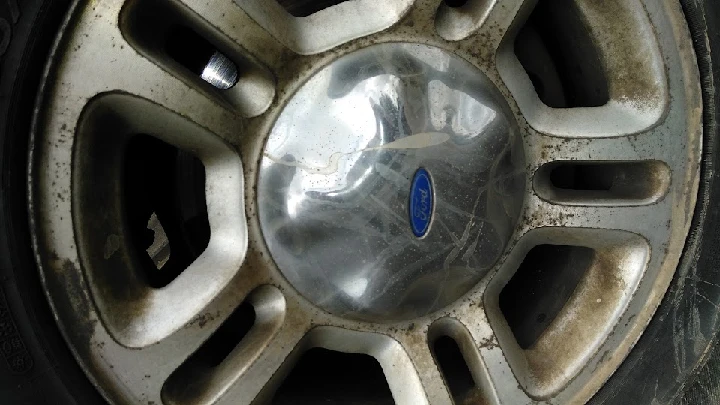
[{"left": 258, "top": 43, "right": 526, "bottom": 321}]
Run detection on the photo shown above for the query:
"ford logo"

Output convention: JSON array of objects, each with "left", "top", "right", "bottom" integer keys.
[{"left": 409, "top": 168, "right": 434, "bottom": 238}]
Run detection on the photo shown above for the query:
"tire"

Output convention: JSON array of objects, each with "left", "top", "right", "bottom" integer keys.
[
  {"left": 0, "top": 0, "right": 103, "bottom": 403},
  {"left": 0, "top": 1, "right": 719, "bottom": 404}
]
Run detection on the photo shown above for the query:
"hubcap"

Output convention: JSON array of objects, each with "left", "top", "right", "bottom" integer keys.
[{"left": 258, "top": 43, "right": 525, "bottom": 321}]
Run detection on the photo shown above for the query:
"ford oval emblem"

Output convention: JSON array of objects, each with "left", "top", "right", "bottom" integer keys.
[{"left": 409, "top": 168, "right": 434, "bottom": 238}]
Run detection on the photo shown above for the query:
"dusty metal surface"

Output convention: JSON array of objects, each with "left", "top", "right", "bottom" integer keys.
[{"left": 27, "top": 0, "right": 701, "bottom": 404}]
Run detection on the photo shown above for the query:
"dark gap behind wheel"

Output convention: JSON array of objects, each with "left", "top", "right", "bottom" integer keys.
[
  {"left": 272, "top": 348, "right": 395, "bottom": 405},
  {"left": 161, "top": 301, "right": 256, "bottom": 402},
  {"left": 444, "top": 0, "right": 469, "bottom": 8},
  {"left": 165, "top": 25, "right": 216, "bottom": 76},
  {"left": 433, "top": 336, "right": 487, "bottom": 405},
  {"left": 123, "top": 0, "right": 240, "bottom": 90},
  {"left": 186, "top": 302, "right": 256, "bottom": 368},
  {"left": 550, "top": 164, "right": 615, "bottom": 191},
  {"left": 500, "top": 245, "right": 595, "bottom": 349},
  {"left": 514, "top": 0, "right": 609, "bottom": 108},
  {"left": 539, "top": 161, "right": 667, "bottom": 202},
  {"left": 276, "top": 0, "right": 351, "bottom": 17},
  {"left": 123, "top": 135, "right": 210, "bottom": 288}
]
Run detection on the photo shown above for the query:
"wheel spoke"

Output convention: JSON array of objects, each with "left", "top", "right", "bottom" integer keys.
[
  {"left": 44, "top": 92, "right": 250, "bottom": 348},
  {"left": 438, "top": 309, "right": 531, "bottom": 404},
  {"left": 170, "top": 0, "right": 289, "bottom": 71},
  {"left": 288, "top": 327, "right": 442, "bottom": 405},
  {"left": 87, "top": 328, "right": 187, "bottom": 405},
  {"left": 526, "top": 131, "right": 677, "bottom": 169},
  {"left": 437, "top": 0, "right": 530, "bottom": 48},
  {"left": 392, "top": 0, "right": 444, "bottom": 38},
  {"left": 147, "top": 286, "right": 291, "bottom": 405},
  {"left": 36, "top": 0, "right": 266, "bottom": 348},
  {"left": 478, "top": 225, "right": 653, "bottom": 399},
  {"left": 213, "top": 312, "right": 311, "bottom": 405},
  {"left": 82, "top": 285, "right": 275, "bottom": 405},
  {"left": 524, "top": 128, "right": 689, "bottom": 211},
  {"left": 234, "top": 0, "right": 414, "bottom": 55},
  {"left": 47, "top": 2, "right": 243, "bottom": 147},
  {"left": 520, "top": 121, "right": 694, "bottom": 246},
  {"left": 495, "top": 0, "right": 670, "bottom": 138},
  {"left": 396, "top": 332, "right": 454, "bottom": 405},
  {"left": 523, "top": 197, "right": 670, "bottom": 243}
]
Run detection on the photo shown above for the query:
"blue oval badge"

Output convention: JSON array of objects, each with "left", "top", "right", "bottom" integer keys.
[{"left": 409, "top": 168, "right": 434, "bottom": 238}]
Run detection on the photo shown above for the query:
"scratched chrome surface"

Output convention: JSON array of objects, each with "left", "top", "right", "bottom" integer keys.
[{"left": 258, "top": 43, "right": 526, "bottom": 321}]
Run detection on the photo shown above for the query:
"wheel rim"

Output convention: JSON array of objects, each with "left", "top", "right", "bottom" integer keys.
[{"left": 28, "top": 0, "right": 702, "bottom": 404}]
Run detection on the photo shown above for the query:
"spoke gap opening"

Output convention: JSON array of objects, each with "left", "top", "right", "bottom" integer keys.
[
  {"left": 192, "top": 302, "right": 255, "bottom": 367},
  {"left": 165, "top": 25, "right": 238, "bottom": 90},
  {"left": 276, "top": 0, "right": 351, "bottom": 17},
  {"left": 535, "top": 161, "right": 671, "bottom": 204},
  {"left": 514, "top": 0, "right": 609, "bottom": 108},
  {"left": 435, "top": 0, "right": 494, "bottom": 41},
  {"left": 124, "top": 135, "right": 210, "bottom": 288},
  {"left": 500, "top": 245, "right": 594, "bottom": 349},
  {"left": 121, "top": 0, "right": 275, "bottom": 116},
  {"left": 272, "top": 348, "right": 395, "bottom": 405},
  {"left": 444, "top": 0, "right": 469, "bottom": 7},
  {"left": 551, "top": 164, "right": 614, "bottom": 191},
  {"left": 161, "top": 301, "right": 256, "bottom": 402},
  {"left": 432, "top": 335, "right": 485, "bottom": 404}
]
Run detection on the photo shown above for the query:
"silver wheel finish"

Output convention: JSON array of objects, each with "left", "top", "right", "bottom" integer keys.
[{"left": 29, "top": 0, "right": 702, "bottom": 405}]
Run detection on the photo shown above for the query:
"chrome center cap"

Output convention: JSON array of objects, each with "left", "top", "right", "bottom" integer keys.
[{"left": 258, "top": 43, "right": 526, "bottom": 321}]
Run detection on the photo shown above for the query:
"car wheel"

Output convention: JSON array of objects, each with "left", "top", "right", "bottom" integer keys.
[{"left": 1, "top": 0, "right": 720, "bottom": 404}]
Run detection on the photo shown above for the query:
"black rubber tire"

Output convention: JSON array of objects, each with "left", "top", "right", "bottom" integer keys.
[
  {"left": 0, "top": 1, "right": 718, "bottom": 404},
  {"left": 0, "top": 0, "right": 103, "bottom": 403}
]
